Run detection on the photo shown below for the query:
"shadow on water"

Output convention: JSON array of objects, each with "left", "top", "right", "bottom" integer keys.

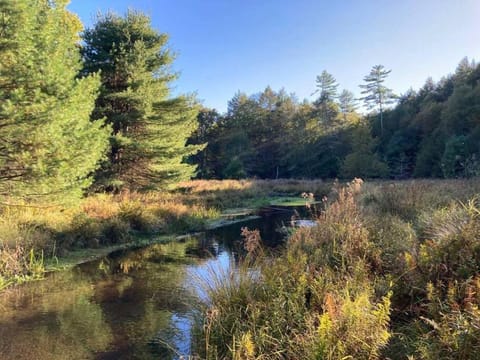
[{"left": 0, "top": 207, "right": 305, "bottom": 359}]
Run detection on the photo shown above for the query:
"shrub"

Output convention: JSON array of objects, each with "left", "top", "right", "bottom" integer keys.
[
  {"left": 416, "top": 198, "right": 480, "bottom": 284},
  {"left": 316, "top": 286, "right": 391, "bottom": 360},
  {"left": 414, "top": 279, "right": 480, "bottom": 359}
]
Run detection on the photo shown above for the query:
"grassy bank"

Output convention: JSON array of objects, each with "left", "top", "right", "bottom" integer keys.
[
  {"left": 195, "top": 178, "right": 480, "bottom": 359},
  {"left": 0, "top": 179, "right": 329, "bottom": 290}
]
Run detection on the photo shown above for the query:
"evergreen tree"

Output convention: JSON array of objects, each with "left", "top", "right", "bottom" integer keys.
[
  {"left": 251, "top": 87, "right": 294, "bottom": 178},
  {"left": 338, "top": 89, "right": 358, "bottom": 122},
  {"left": 454, "top": 57, "right": 477, "bottom": 84},
  {"left": 187, "top": 108, "right": 221, "bottom": 179},
  {"left": 441, "top": 84, "right": 480, "bottom": 136},
  {"left": 81, "top": 11, "right": 200, "bottom": 190},
  {"left": 413, "top": 129, "right": 446, "bottom": 178},
  {"left": 359, "top": 65, "right": 396, "bottom": 135},
  {"left": 0, "top": 0, "right": 109, "bottom": 204},
  {"left": 442, "top": 135, "right": 468, "bottom": 178},
  {"left": 221, "top": 92, "right": 256, "bottom": 178},
  {"left": 313, "top": 70, "right": 339, "bottom": 127}
]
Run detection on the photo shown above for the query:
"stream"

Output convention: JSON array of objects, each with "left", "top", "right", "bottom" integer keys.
[{"left": 0, "top": 208, "right": 299, "bottom": 360}]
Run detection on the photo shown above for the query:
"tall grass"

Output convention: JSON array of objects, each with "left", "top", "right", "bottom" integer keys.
[
  {"left": 195, "top": 179, "right": 393, "bottom": 359},
  {"left": 3, "top": 178, "right": 480, "bottom": 359},
  {"left": 0, "top": 191, "right": 218, "bottom": 288},
  {"left": 177, "top": 179, "right": 331, "bottom": 209},
  {"left": 195, "top": 178, "right": 480, "bottom": 360}
]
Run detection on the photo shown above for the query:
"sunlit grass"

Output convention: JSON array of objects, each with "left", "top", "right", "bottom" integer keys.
[
  {"left": 3, "top": 177, "right": 480, "bottom": 359},
  {"left": 194, "top": 177, "right": 480, "bottom": 359},
  {"left": 0, "top": 179, "right": 332, "bottom": 288}
]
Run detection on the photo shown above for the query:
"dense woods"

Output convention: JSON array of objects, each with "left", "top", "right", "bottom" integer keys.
[
  {"left": 1, "top": 1, "right": 479, "bottom": 204},
  {"left": 189, "top": 58, "right": 480, "bottom": 181}
]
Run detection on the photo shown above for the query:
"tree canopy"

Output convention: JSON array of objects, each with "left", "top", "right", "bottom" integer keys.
[{"left": 1, "top": 1, "right": 479, "bottom": 204}]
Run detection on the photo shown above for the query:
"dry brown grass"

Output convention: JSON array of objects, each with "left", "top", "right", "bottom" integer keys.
[{"left": 177, "top": 178, "right": 329, "bottom": 195}]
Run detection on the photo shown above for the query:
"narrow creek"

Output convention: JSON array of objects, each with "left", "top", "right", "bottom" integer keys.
[{"left": 0, "top": 208, "right": 301, "bottom": 360}]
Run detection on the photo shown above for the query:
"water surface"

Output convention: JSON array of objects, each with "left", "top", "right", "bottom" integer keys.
[{"left": 0, "top": 210, "right": 295, "bottom": 359}]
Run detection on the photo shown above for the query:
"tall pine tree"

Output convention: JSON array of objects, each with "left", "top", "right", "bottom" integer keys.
[
  {"left": 0, "top": 0, "right": 109, "bottom": 204},
  {"left": 82, "top": 11, "right": 201, "bottom": 190},
  {"left": 359, "top": 65, "right": 396, "bottom": 135},
  {"left": 313, "top": 70, "right": 339, "bottom": 128},
  {"left": 338, "top": 89, "right": 358, "bottom": 122}
]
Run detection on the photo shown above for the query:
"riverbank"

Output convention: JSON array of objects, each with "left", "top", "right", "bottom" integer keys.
[
  {"left": 195, "top": 178, "right": 480, "bottom": 359},
  {"left": 0, "top": 179, "right": 329, "bottom": 290}
]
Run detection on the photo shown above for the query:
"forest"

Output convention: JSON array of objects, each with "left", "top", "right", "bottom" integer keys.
[
  {"left": 189, "top": 58, "right": 480, "bottom": 181},
  {"left": 1, "top": 1, "right": 480, "bottom": 360}
]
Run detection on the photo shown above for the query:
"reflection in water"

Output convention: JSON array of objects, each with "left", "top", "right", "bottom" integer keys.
[{"left": 0, "top": 210, "right": 294, "bottom": 359}]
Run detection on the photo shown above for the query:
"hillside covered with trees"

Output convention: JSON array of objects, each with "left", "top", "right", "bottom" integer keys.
[
  {"left": 189, "top": 58, "right": 480, "bottom": 181},
  {"left": 1, "top": 1, "right": 479, "bottom": 204}
]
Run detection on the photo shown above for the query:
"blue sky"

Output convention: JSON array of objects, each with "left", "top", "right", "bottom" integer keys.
[{"left": 69, "top": 0, "right": 480, "bottom": 113}]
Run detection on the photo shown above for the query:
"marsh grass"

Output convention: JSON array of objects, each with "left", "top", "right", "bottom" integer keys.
[
  {"left": 0, "top": 191, "right": 218, "bottom": 287},
  {"left": 195, "top": 179, "right": 395, "bottom": 359},
  {"left": 195, "top": 178, "right": 480, "bottom": 360},
  {"left": 177, "top": 179, "right": 331, "bottom": 210}
]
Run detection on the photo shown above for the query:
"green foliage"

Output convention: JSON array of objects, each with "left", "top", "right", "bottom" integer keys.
[
  {"left": 313, "top": 70, "right": 339, "bottom": 127},
  {"left": 187, "top": 58, "right": 479, "bottom": 182},
  {"left": 193, "top": 88, "right": 302, "bottom": 179},
  {"left": 442, "top": 84, "right": 480, "bottom": 136},
  {"left": 414, "top": 128, "right": 446, "bottom": 178},
  {"left": 416, "top": 199, "right": 480, "bottom": 283},
  {"left": 442, "top": 135, "right": 468, "bottom": 177},
  {"left": 190, "top": 85, "right": 361, "bottom": 180},
  {"left": 198, "top": 179, "right": 393, "bottom": 359},
  {"left": 316, "top": 287, "right": 391, "bottom": 360},
  {"left": 379, "top": 58, "right": 480, "bottom": 180},
  {"left": 338, "top": 89, "right": 358, "bottom": 122},
  {"left": 187, "top": 108, "right": 222, "bottom": 179},
  {"left": 340, "top": 123, "right": 389, "bottom": 178},
  {"left": 0, "top": 0, "right": 110, "bottom": 204},
  {"left": 223, "top": 156, "right": 247, "bottom": 179},
  {"left": 415, "top": 280, "right": 480, "bottom": 360},
  {"left": 191, "top": 179, "right": 480, "bottom": 359},
  {"left": 82, "top": 10, "right": 201, "bottom": 190}
]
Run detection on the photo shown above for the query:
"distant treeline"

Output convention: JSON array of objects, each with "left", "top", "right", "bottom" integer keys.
[{"left": 189, "top": 58, "right": 480, "bottom": 180}]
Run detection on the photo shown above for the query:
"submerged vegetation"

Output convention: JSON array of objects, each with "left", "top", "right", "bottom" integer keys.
[{"left": 195, "top": 178, "right": 480, "bottom": 359}]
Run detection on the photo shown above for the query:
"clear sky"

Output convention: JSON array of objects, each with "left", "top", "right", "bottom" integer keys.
[{"left": 68, "top": 0, "right": 480, "bottom": 113}]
